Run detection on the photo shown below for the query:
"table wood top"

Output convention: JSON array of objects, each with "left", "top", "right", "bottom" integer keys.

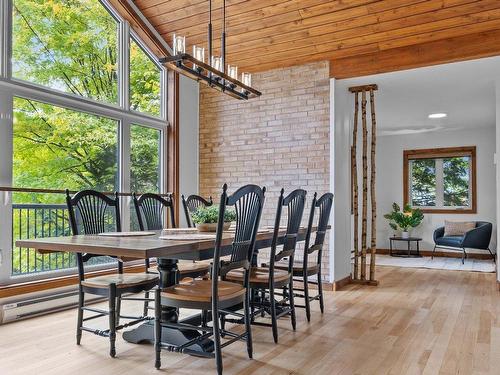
[{"left": 16, "top": 226, "right": 325, "bottom": 260}]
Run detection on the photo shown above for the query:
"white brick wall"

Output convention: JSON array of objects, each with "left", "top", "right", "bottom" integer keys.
[{"left": 199, "top": 61, "right": 331, "bottom": 280}]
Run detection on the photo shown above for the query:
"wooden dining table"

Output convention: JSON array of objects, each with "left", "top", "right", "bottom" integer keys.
[{"left": 16, "top": 225, "right": 325, "bottom": 357}]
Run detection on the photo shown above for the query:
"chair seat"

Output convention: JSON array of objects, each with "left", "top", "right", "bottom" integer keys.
[
  {"left": 81, "top": 272, "right": 159, "bottom": 289},
  {"left": 148, "top": 260, "right": 210, "bottom": 277},
  {"left": 273, "top": 261, "right": 319, "bottom": 276},
  {"left": 161, "top": 279, "right": 245, "bottom": 304},
  {"left": 435, "top": 236, "right": 464, "bottom": 248},
  {"left": 225, "top": 267, "right": 291, "bottom": 286}
]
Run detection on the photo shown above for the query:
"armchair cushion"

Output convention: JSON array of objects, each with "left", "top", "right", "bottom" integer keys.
[
  {"left": 444, "top": 220, "right": 476, "bottom": 236},
  {"left": 435, "top": 235, "right": 464, "bottom": 248}
]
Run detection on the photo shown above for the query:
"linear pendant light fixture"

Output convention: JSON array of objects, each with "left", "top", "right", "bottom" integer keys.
[{"left": 160, "top": 0, "right": 262, "bottom": 100}]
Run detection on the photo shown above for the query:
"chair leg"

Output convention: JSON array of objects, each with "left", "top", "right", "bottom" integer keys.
[
  {"left": 76, "top": 289, "right": 84, "bottom": 345},
  {"left": 154, "top": 288, "right": 162, "bottom": 369},
  {"left": 201, "top": 310, "right": 208, "bottom": 327},
  {"left": 288, "top": 280, "right": 296, "bottom": 331},
  {"left": 432, "top": 245, "right": 437, "bottom": 260},
  {"left": 116, "top": 296, "right": 121, "bottom": 325},
  {"left": 488, "top": 248, "right": 496, "bottom": 263},
  {"left": 462, "top": 248, "right": 466, "bottom": 264},
  {"left": 143, "top": 291, "right": 150, "bottom": 317},
  {"left": 317, "top": 270, "right": 324, "bottom": 314},
  {"left": 250, "top": 289, "right": 256, "bottom": 323},
  {"left": 303, "top": 276, "right": 311, "bottom": 322},
  {"left": 220, "top": 313, "right": 226, "bottom": 338},
  {"left": 269, "top": 285, "right": 278, "bottom": 344},
  {"left": 212, "top": 305, "right": 223, "bottom": 375},
  {"left": 260, "top": 289, "right": 266, "bottom": 318},
  {"left": 108, "top": 285, "right": 117, "bottom": 358},
  {"left": 244, "top": 289, "right": 253, "bottom": 359}
]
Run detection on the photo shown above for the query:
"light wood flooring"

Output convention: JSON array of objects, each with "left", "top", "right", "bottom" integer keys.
[{"left": 1, "top": 266, "right": 499, "bottom": 375}]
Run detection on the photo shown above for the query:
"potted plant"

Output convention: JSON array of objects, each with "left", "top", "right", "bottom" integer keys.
[
  {"left": 384, "top": 203, "right": 424, "bottom": 239},
  {"left": 191, "top": 205, "right": 236, "bottom": 232}
]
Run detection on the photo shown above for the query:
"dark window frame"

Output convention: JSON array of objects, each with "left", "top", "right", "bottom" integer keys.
[{"left": 403, "top": 146, "right": 477, "bottom": 214}]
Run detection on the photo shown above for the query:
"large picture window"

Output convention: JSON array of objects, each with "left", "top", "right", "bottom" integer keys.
[
  {"left": 403, "top": 146, "right": 476, "bottom": 213},
  {"left": 130, "top": 37, "right": 161, "bottom": 117},
  {"left": 0, "top": 0, "right": 169, "bottom": 284},
  {"left": 12, "top": 0, "right": 119, "bottom": 103},
  {"left": 13, "top": 97, "right": 119, "bottom": 193}
]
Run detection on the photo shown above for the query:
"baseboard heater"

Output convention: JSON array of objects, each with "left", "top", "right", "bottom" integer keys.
[{"left": 0, "top": 289, "right": 103, "bottom": 324}]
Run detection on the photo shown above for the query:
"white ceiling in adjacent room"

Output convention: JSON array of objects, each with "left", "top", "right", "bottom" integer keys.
[{"left": 338, "top": 56, "right": 499, "bottom": 135}]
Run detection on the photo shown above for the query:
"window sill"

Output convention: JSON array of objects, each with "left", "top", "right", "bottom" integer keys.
[
  {"left": 0, "top": 263, "right": 152, "bottom": 299},
  {"left": 417, "top": 208, "right": 477, "bottom": 214}
]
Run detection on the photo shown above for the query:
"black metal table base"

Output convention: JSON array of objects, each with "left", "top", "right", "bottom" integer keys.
[{"left": 122, "top": 315, "right": 214, "bottom": 356}]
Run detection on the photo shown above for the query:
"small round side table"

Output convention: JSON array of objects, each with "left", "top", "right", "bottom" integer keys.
[{"left": 389, "top": 236, "right": 422, "bottom": 257}]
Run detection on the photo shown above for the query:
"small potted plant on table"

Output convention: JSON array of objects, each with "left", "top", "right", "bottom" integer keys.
[
  {"left": 191, "top": 205, "right": 236, "bottom": 232},
  {"left": 384, "top": 203, "right": 424, "bottom": 239}
]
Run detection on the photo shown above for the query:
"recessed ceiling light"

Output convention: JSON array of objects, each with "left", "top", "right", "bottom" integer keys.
[{"left": 428, "top": 113, "right": 447, "bottom": 119}]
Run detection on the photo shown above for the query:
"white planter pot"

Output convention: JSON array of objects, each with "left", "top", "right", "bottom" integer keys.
[{"left": 401, "top": 231, "right": 410, "bottom": 239}]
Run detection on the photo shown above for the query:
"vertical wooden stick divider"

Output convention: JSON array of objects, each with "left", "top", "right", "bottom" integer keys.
[
  {"left": 360, "top": 91, "right": 368, "bottom": 281},
  {"left": 349, "top": 84, "right": 378, "bottom": 286},
  {"left": 352, "top": 93, "right": 359, "bottom": 280},
  {"left": 369, "top": 89, "right": 377, "bottom": 282}
]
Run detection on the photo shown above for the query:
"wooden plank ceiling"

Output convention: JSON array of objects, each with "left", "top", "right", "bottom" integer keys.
[{"left": 133, "top": 0, "right": 500, "bottom": 76}]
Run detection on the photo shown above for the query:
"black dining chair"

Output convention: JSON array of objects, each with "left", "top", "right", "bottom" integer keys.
[
  {"left": 154, "top": 184, "right": 266, "bottom": 374},
  {"left": 181, "top": 194, "right": 213, "bottom": 228},
  {"left": 66, "top": 189, "right": 158, "bottom": 358},
  {"left": 275, "top": 192, "right": 333, "bottom": 321},
  {"left": 226, "top": 188, "right": 306, "bottom": 343},
  {"left": 133, "top": 193, "right": 211, "bottom": 315}
]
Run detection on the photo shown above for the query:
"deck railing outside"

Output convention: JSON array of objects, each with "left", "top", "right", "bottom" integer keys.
[
  {"left": 5, "top": 187, "right": 170, "bottom": 277},
  {"left": 12, "top": 203, "right": 75, "bottom": 275}
]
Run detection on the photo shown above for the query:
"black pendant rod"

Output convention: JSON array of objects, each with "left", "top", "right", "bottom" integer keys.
[
  {"left": 221, "top": 0, "right": 226, "bottom": 74},
  {"left": 208, "top": 0, "right": 212, "bottom": 64}
]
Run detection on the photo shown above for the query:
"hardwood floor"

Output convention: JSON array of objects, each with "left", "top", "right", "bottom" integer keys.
[{"left": 1, "top": 266, "right": 499, "bottom": 374}]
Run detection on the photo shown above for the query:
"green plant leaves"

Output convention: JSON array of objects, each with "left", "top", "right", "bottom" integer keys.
[
  {"left": 385, "top": 202, "right": 424, "bottom": 232},
  {"left": 191, "top": 205, "right": 236, "bottom": 224}
]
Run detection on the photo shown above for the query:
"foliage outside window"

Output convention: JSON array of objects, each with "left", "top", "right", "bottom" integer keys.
[
  {"left": 13, "top": 97, "right": 119, "bottom": 200},
  {"left": 130, "top": 38, "right": 161, "bottom": 117},
  {"left": 403, "top": 147, "right": 476, "bottom": 213},
  {"left": 4, "top": 0, "right": 168, "bottom": 281},
  {"left": 130, "top": 124, "right": 161, "bottom": 193},
  {"left": 12, "top": 0, "right": 119, "bottom": 103}
]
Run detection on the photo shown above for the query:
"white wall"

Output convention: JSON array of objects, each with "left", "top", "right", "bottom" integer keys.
[
  {"left": 332, "top": 58, "right": 500, "bottom": 283},
  {"left": 178, "top": 75, "right": 199, "bottom": 227},
  {"left": 331, "top": 78, "right": 353, "bottom": 282},
  {"left": 496, "top": 77, "right": 500, "bottom": 278},
  {"left": 377, "top": 127, "right": 496, "bottom": 252}
]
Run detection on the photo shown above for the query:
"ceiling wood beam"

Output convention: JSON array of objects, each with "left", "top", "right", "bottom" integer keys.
[
  {"left": 226, "top": 1, "right": 500, "bottom": 64},
  {"left": 329, "top": 28, "right": 500, "bottom": 78},
  {"left": 200, "top": 0, "right": 475, "bottom": 57},
  {"left": 157, "top": 0, "right": 380, "bottom": 41},
  {"left": 234, "top": 9, "right": 500, "bottom": 71}
]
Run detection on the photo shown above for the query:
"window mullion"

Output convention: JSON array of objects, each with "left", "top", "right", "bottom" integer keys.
[
  {"left": 119, "top": 20, "right": 130, "bottom": 111},
  {"left": 0, "top": 0, "right": 12, "bottom": 78},
  {"left": 120, "top": 119, "right": 131, "bottom": 231},
  {"left": 436, "top": 159, "right": 444, "bottom": 208},
  {"left": 0, "top": 91, "right": 13, "bottom": 283}
]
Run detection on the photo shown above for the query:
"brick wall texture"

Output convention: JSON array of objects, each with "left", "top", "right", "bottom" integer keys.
[{"left": 199, "top": 61, "right": 331, "bottom": 281}]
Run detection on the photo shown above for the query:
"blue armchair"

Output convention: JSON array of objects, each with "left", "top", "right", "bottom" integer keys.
[{"left": 433, "top": 221, "right": 494, "bottom": 263}]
